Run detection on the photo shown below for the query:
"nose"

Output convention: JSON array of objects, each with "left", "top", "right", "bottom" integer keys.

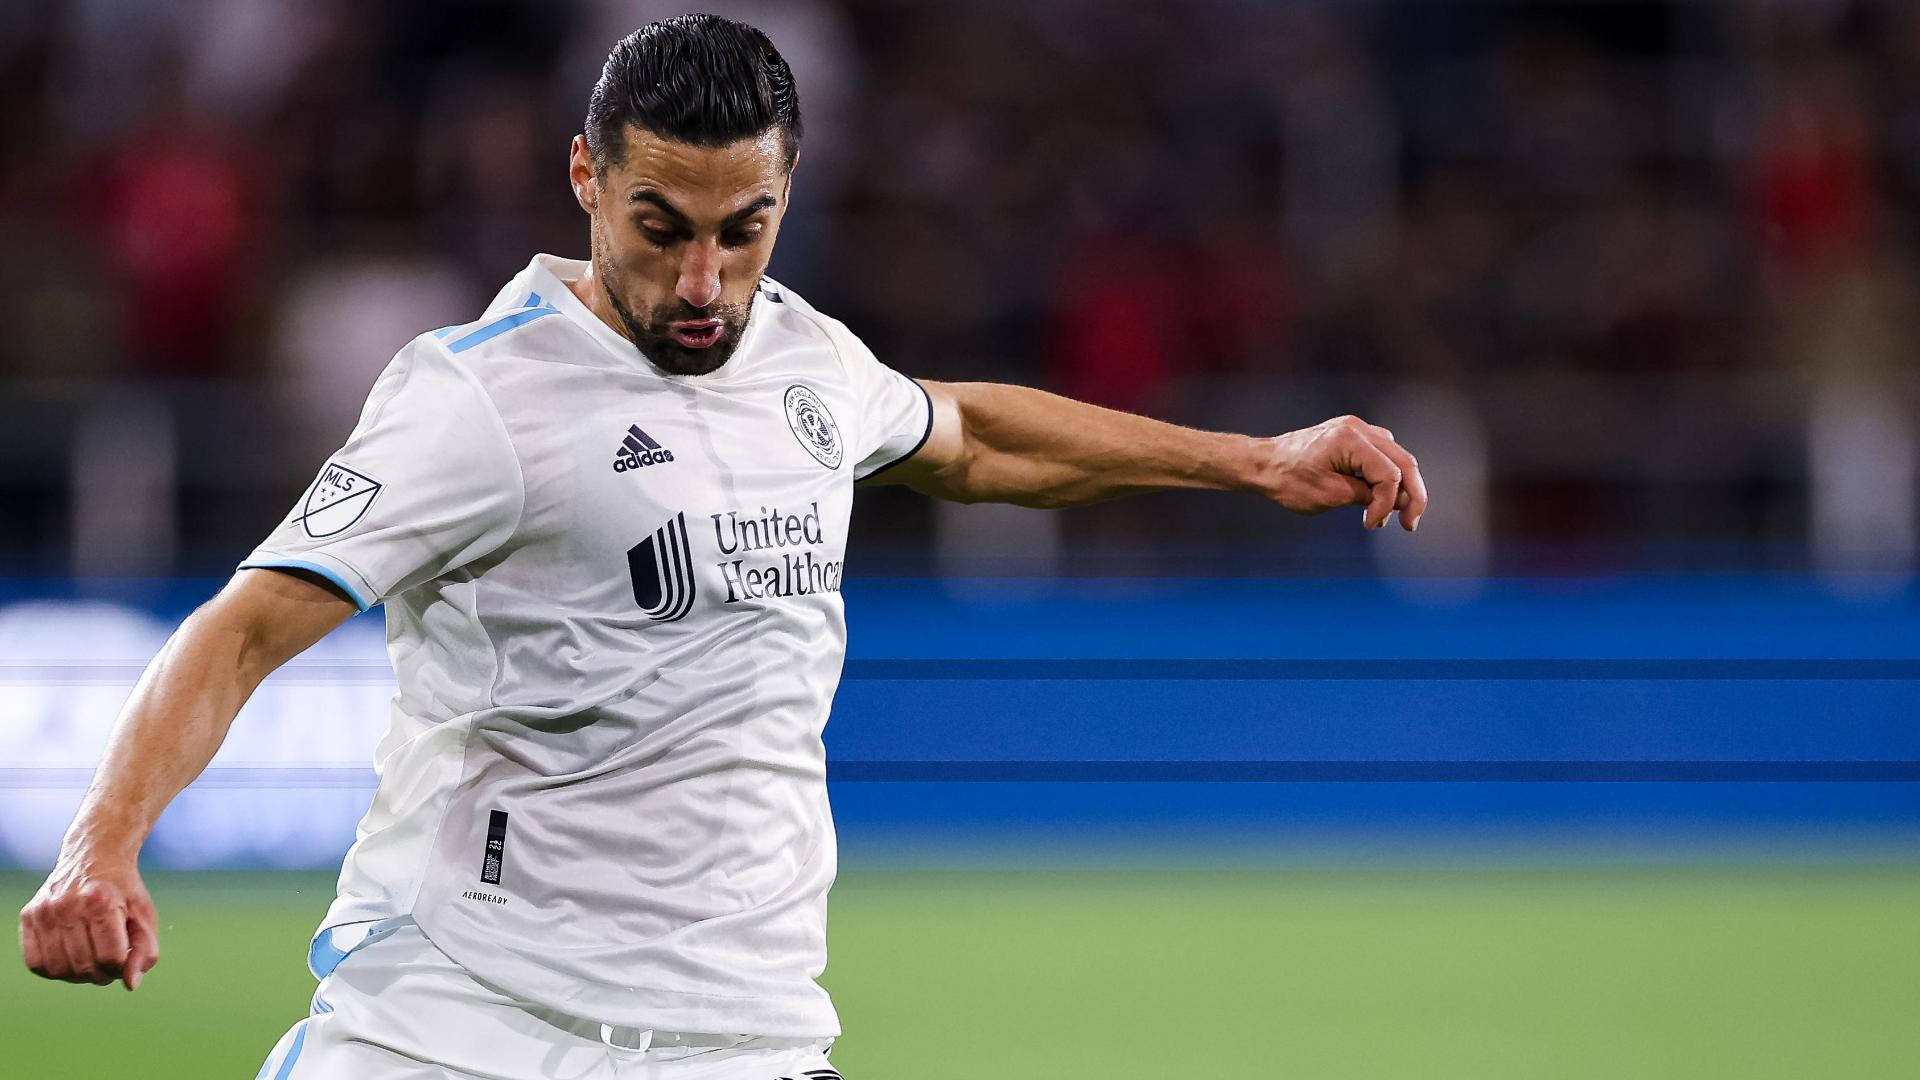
[{"left": 676, "top": 240, "right": 722, "bottom": 309}]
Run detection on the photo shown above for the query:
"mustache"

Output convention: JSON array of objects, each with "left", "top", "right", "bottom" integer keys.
[{"left": 646, "top": 300, "right": 748, "bottom": 327}]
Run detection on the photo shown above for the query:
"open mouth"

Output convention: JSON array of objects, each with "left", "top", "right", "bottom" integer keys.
[{"left": 668, "top": 320, "right": 723, "bottom": 349}]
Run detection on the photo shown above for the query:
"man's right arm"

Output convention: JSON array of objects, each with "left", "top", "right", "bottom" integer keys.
[{"left": 18, "top": 568, "right": 358, "bottom": 989}]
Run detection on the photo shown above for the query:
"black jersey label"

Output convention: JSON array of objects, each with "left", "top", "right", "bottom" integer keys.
[{"left": 480, "top": 810, "right": 509, "bottom": 885}]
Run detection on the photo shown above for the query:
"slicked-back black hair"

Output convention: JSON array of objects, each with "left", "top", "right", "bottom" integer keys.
[{"left": 585, "top": 14, "right": 802, "bottom": 174}]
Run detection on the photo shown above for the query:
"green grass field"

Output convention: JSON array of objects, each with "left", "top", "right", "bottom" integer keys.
[{"left": 5, "top": 863, "right": 1918, "bottom": 1078}]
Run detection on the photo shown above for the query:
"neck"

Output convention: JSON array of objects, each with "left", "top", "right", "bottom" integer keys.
[{"left": 567, "top": 258, "right": 635, "bottom": 343}]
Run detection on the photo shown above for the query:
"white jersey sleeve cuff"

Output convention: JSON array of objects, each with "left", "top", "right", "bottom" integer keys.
[{"left": 852, "top": 376, "right": 935, "bottom": 481}]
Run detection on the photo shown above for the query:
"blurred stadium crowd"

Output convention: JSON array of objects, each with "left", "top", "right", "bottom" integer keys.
[{"left": 1, "top": 0, "right": 1916, "bottom": 579}]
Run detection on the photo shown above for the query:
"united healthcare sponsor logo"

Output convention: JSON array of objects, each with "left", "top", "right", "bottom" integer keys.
[
  {"left": 711, "top": 501, "right": 843, "bottom": 601},
  {"left": 783, "top": 384, "right": 842, "bottom": 470},
  {"left": 626, "top": 512, "right": 697, "bottom": 622},
  {"left": 628, "top": 503, "right": 846, "bottom": 619},
  {"left": 626, "top": 503, "right": 845, "bottom": 618},
  {"left": 296, "top": 462, "right": 382, "bottom": 539}
]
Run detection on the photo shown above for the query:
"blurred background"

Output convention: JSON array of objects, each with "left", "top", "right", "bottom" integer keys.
[{"left": 1, "top": 1, "right": 1916, "bottom": 1078}]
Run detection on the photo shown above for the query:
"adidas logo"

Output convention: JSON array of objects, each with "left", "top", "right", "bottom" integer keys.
[{"left": 613, "top": 424, "right": 676, "bottom": 472}]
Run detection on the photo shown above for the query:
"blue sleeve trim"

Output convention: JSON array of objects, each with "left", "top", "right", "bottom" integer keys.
[
  {"left": 856, "top": 376, "right": 936, "bottom": 481},
  {"left": 239, "top": 558, "right": 375, "bottom": 612}
]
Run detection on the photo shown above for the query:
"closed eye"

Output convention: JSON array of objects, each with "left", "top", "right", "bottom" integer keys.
[{"left": 639, "top": 223, "right": 683, "bottom": 247}]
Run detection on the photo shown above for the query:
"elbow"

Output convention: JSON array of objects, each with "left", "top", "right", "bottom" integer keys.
[{"left": 179, "top": 596, "right": 273, "bottom": 687}]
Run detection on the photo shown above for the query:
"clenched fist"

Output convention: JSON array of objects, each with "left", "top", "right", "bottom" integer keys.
[
  {"left": 19, "top": 856, "right": 160, "bottom": 990},
  {"left": 1255, "top": 414, "right": 1429, "bottom": 530}
]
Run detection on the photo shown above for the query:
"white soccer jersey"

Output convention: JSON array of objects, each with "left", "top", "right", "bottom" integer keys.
[{"left": 240, "top": 254, "right": 933, "bottom": 1037}]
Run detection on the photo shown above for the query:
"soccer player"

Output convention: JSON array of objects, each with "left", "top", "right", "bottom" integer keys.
[{"left": 18, "top": 15, "right": 1428, "bottom": 1079}]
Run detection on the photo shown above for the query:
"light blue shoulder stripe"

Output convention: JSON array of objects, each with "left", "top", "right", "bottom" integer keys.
[
  {"left": 239, "top": 558, "right": 374, "bottom": 613},
  {"left": 445, "top": 291, "right": 560, "bottom": 354}
]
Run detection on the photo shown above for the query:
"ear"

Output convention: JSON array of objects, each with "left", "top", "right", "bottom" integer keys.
[{"left": 569, "top": 135, "right": 598, "bottom": 214}]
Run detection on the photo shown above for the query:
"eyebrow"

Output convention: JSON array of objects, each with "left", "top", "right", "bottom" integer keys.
[{"left": 628, "top": 190, "right": 777, "bottom": 229}]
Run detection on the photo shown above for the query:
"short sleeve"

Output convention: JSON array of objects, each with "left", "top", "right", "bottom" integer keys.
[
  {"left": 825, "top": 318, "right": 933, "bottom": 480},
  {"left": 239, "top": 338, "right": 525, "bottom": 610}
]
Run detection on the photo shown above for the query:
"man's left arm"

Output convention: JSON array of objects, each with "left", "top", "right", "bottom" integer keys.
[{"left": 861, "top": 380, "right": 1428, "bottom": 531}]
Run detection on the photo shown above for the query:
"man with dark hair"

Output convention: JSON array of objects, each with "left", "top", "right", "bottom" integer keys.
[
  {"left": 576, "top": 15, "right": 804, "bottom": 377},
  {"left": 20, "top": 14, "right": 1427, "bottom": 1079}
]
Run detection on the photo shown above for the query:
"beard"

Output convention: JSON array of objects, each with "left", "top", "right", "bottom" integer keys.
[
  {"left": 592, "top": 229, "right": 752, "bottom": 377},
  {"left": 608, "top": 287, "right": 750, "bottom": 377}
]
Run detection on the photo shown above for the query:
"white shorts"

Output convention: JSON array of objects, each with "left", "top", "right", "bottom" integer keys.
[{"left": 252, "top": 917, "right": 841, "bottom": 1079}]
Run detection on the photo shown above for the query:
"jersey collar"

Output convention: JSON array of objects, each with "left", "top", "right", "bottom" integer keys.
[{"left": 526, "top": 254, "right": 765, "bottom": 383}]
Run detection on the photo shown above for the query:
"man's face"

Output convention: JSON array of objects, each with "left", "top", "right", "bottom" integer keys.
[{"left": 570, "top": 127, "right": 790, "bottom": 375}]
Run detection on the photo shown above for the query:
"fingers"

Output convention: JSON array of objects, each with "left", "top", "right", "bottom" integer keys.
[
  {"left": 20, "top": 907, "right": 47, "bottom": 977},
  {"left": 66, "top": 914, "right": 111, "bottom": 985},
  {"left": 1341, "top": 431, "right": 1402, "bottom": 530},
  {"left": 124, "top": 909, "right": 159, "bottom": 991},
  {"left": 50, "top": 918, "right": 94, "bottom": 983},
  {"left": 1363, "top": 423, "right": 1428, "bottom": 531},
  {"left": 19, "top": 871, "right": 156, "bottom": 988},
  {"left": 80, "top": 888, "right": 129, "bottom": 986}
]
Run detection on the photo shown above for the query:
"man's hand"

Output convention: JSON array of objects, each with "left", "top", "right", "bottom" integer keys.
[
  {"left": 19, "top": 855, "right": 159, "bottom": 990},
  {"left": 1255, "top": 414, "right": 1429, "bottom": 530}
]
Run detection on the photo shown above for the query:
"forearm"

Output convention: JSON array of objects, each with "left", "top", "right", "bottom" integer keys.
[
  {"left": 60, "top": 604, "right": 273, "bottom": 865},
  {"left": 929, "top": 381, "right": 1262, "bottom": 508},
  {"left": 60, "top": 567, "right": 354, "bottom": 865}
]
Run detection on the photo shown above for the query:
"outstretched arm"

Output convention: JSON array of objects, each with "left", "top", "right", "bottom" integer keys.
[
  {"left": 862, "top": 380, "right": 1429, "bottom": 530},
  {"left": 18, "top": 568, "right": 356, "bottom": 990}
]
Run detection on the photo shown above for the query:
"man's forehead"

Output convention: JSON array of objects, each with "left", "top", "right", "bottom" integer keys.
[{"left": 610, "top": 127, "right": 785, "bottom": 215}]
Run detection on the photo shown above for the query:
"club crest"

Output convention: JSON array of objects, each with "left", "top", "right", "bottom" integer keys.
[{"left": 784, "top": 384, "right": 842, "bottom": 470}]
